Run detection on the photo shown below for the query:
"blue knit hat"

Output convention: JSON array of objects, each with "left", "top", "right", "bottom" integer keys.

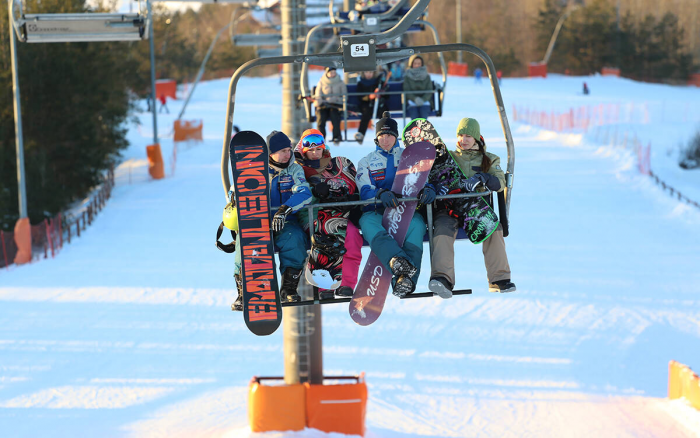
[{"left": 266, "top": 131, "right": 292, "bottom": 154}]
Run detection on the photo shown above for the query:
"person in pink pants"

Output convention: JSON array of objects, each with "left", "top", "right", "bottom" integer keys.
[{"left": 295, "top": 129, "right": 363, "bottom": 299}]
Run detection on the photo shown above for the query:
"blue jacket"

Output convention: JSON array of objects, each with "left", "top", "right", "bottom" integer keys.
[
  {"left": 355, "top": 143, "right": 403, "bottom": 212},
  {"left": 269, "top": 158, "right": 313, "bottom": 217}
]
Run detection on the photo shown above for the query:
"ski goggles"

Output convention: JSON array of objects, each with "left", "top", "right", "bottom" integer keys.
[{"left": 301, "top": 134, "right": 326, "bottom": 153}]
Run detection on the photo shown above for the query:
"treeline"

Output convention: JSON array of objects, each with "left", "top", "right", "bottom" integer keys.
[
  {"left": 536, "top": 0, "right": 695, "bottom": 81},
  {"left": 0, "top": 1, "right": 260, "bottom": 230},
  {"left": 411, "top": 0, "right": 698, "bottom": 80}
]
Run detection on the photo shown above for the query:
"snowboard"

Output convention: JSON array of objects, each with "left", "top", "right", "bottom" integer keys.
[
  {"left": 229, "top": 131, "right": 282, "bottom": 336},
  {"left": 349, "top": 141, "right": 436, "bottom": 326},
  {"left": 304, "top": 202, "right": 348, "bottom": 290},
  {"left": 402, "top": 118, "right": 499, "bottom": 244}
]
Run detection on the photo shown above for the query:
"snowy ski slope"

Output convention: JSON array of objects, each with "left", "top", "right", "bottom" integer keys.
[{"left": 1, "top": 72, "right": 700, "bottom": 437}]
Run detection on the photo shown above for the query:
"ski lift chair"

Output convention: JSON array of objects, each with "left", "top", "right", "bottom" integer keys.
[
  {"left": 8, "top": 0, "right": 148, "bottom": 43},
  {"left": 301, "top": 3, "right": 446, "bottom": 141},
  {"left": 221, "top": 0, "right": 515, "bottom": 306}
]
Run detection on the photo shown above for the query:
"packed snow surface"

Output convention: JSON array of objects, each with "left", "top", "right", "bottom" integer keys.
[{"left": 2, "top": 72, "right": 700, "bottom": 437}]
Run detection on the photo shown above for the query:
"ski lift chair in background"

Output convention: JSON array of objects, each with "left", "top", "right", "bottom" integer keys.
[
  {"left": 221, "top": 0, "right": 514, "bottom": 305},
  {"left": 8, "top": 0, "right": 148, "bottom": 43},
  {"left": 300, "top": 2, "right": 446, "bottom": 141}
]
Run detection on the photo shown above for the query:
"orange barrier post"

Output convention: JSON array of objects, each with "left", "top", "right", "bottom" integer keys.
[
  {"left": 447, "top": 61, "right": 468, "bottom": 77},
  {"left": 155, "top": 79, "right": 177, "bottom": 100},
  {"left": 528, "top": 62, "right": 547, "bottom": 78},
  {"left": 305, "top": 376, "right": 368, "bottom": 436},
  {"left": 13, "top": 217, "right": 31, "bottom": 265},
  {"left": 248, "top": 380, "right": 306, "bottom": 432},
  {"left": 146, "top": 144, "right": 165, "bottom": 180}
]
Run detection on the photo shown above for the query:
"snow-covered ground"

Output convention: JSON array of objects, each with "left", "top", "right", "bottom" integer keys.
[{"left": 2, "top": 71, "right": 700, "bottom": 437}]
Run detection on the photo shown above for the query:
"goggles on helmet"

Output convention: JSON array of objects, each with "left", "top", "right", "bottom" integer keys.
[{"left": 301, "top": 134, "right": 326, "bottom": 153}]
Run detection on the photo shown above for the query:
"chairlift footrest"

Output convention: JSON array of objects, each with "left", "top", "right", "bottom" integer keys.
[{"left": 400, "top": 289, "right": 472, "bottom": 299}]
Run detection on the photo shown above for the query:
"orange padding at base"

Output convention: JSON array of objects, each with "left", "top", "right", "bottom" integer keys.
[
  {"left": 528, "top": 62, "right": 547, "bottom": 78},
  {"left": 305, "top": 380, "right": 368, "bottom": 436},
  {"left": 173, "top": 119, "right": 203, "bottom": 142},
  {"left": 155, "top": 79, "right": 177, "bottom": 100},
  {"left": 146, "top": 144, "right": 165, "bottom": 180},
  {"left": 13, "top": 217, "right": 31, "bottom": 265},
  {"left": 248, "top": 382, "right": 306, "bottom": 432},
  {"left": 448, "top": 61, "right": 469, "bottom": 77},
  {"left": 668, "top": 360, "right": 700, "bottom": 410},
  {"left": 688, "top": 73, "right": 700, "bottom": 87}
]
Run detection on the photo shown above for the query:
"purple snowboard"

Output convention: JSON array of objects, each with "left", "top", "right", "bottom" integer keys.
[{"left": 349, "top": 142, "right": 436, "bottom": 326}]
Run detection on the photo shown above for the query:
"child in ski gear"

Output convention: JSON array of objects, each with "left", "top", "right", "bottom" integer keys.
[
  {"left": 355, "top": 112, "right": 434, "bottom": 297},
  {"left": 315, "top": 67, "right": 347, "bottom": 144},
  {"left": 295, "top": 129, "right": 363, "bottom": 299},
  {"left": 230, "top": 130, "right": 313, "bottom": 310},
  {"left": 429, "top": 118, "right": 515, "bottom": 297},
  {"left": 355, "top": 70, "right": 388, "bottom": 144},
  {"left": 403, "top": 55, "right": 432, "bottom": 121}
]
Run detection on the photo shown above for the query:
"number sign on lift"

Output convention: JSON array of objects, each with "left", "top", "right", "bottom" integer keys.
[{"left": 351, "top": 44, "right": 370, "bottom": 57}]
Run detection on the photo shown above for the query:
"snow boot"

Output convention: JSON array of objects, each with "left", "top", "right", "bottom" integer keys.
[
  {"left": 392, "top": 275, "right": 415, "bottom": 298},
  {"left": 231, "top": 274, "right": 243, "bottom": 311},
  {"left": 429, "top": 276, "right": 453, "bottom": 299},
  {"left": 354, "top": 132, "right": 364, "bottom": 144},
  {"left": 389, "top": 256, "right": 418, "bottom": 279},
  {"left": 488, "top": 279, "right": 516, "bottom": 293},
  {"left": 280, "top": 267, "right": 302, "bottom": 303},
  {"left": 335, "top": 286, "right": 354, "bottom": 297}
]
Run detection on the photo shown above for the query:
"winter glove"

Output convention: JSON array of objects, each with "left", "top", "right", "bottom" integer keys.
[
  {"left": 272, "top": 205, "right": 292, "bottom": 232},
  {"left": 377, "top": 188, "right": 400, "bottom": 209},
  {"left": 463, "top": 173, "right": 488, "bottom": 192},
  {"left": 418, "top": 186, "right": 436, "bottom": 205},
  {"left": 414, "top": 96, "right": 424, "bottom": 106},
  {"left": 434, "top": 183, "right": 450, "bottom": 196},
  {"left": 312, "top": 182, "right": 330, "bottom": 199}
]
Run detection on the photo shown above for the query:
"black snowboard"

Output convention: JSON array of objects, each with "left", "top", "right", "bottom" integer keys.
[{"left": 229, "top": 131, "right": 282, "bottom": 336}]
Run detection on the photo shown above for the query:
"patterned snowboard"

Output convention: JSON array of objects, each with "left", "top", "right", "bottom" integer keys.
[
  {"left": 229, "top": 131, "right": 282, "bottom": 336},
  {"left": 402, "top": 118, "right": 499, "bottom": 244},
  {"left": 349, "top": 141, "right": 436, "bottom": 326}
]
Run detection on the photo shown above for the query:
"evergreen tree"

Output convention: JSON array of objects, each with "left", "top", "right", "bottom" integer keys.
[{"left": 0, "top": 0, "right": 133, "bottom": 229}]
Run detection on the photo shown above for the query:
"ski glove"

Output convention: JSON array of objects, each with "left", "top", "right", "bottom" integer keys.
[
  {"left": 435, "top": 183, "right": 450, "bottom": 196},
  {"left": 377, "top": 188, "right": 400, "bottom": 209},
  {"left": 463, "top": 173, "right": 488, "bottom": 192},
  {"left": 272, "top": 205, "right": 292, "bottom": 232},
  {"left": 418, "top": 186, "right": 436, "bottom": 205},
  {"left": 312, "top": 182, "right": 330, "bottom": 199}
]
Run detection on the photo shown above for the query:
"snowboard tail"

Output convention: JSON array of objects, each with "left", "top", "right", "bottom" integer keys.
[{"left": 230, "top": 131, "right": 282, "bottom": 336}]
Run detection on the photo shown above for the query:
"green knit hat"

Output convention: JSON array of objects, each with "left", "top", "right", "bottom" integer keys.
[{"left": 456, "top": 118, "right": 480, "bottom": 139}]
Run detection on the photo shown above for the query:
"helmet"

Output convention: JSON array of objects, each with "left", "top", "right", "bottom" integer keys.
[{"left": 222, "top": 202, "right": 238, "bottom": 231}]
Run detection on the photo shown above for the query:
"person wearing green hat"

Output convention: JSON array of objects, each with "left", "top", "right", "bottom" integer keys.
[{"left": 428, "top": 117, "right": 516, "bottom": 297}]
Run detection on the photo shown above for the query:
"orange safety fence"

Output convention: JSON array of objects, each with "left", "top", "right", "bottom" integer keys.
[
  {"left": 448, "top": 61, "right": 468, "bottom": 77},
  {"left": 155, "top": 79, "right": 177, "bottom": 100},
  {"left": 173, "top": 119, "right": 203, "bottom": 142},
  {"left": 601, "top": 67, "right": 621, "bottom": 77},
  {"left": 528, "top": 62, "right": 547, "bottom": 78},
  {"left": 669, "top": 361, "right": 700, "bottom": 410},
  {"left": 2, "top": 168, "right": 114, "bottom": 269},
  {"left": 688, "top": 73, "right": 700, "bottom": 87}
]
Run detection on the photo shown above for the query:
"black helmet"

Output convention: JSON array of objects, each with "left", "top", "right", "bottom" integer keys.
[{"left": 375, "top": 111, "right": 399, "bottom": 140}]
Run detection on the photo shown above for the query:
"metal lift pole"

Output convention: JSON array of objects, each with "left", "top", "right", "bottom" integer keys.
[
  {"left": 8, "top": 0, "right": 27, "bottom": 219},
  {"left": 147, "top": 0, "right": 158, "bottom": 144},
  {"left": 281, "top": 0, "right": 322, "bottom": 386}
]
